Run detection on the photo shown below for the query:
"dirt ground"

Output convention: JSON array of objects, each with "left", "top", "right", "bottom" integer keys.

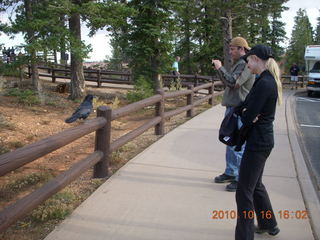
[{"left": 0, "top": 77, "right": 216, "bottom": 240}]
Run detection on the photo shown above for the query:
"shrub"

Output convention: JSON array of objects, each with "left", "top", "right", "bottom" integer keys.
[
  {"left": 0, "top": 144, "right": 10, "bottom": 154},
  {"left": 126, "top": 76, "right": 154, "bottom": 103},
  {"left": 30, "top": 191, "right": 76, "bottom": 222},
  {"left": 1, "top": 173, "right": 51, "bottom": 193},
  {"left": 0, "top": 63, "right": 20, "bottom": 77},
  {"left": 8, "top": 141, "right": 24, "bottom": 149},
  {"left": 0, "top": 172, "right": 52, "bottom": 201},
  {"left": 5, "top": 88, "right": 40, "bottom": 105},
  {"left": 0, "top": 114, "right": 15, "bottom": 130}
]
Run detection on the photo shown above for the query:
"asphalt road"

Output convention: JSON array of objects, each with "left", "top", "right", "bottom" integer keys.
[{"left": 294, "top": 91, "right": 320, "bottom": 191}]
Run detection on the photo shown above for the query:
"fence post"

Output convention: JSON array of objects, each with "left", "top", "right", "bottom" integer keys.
[
  {"left": 194, "top": 74, "right": 199, "bottom": 87},
  {"left": 187, "top": 85, "right": 194, "bottom": 117},
  {"left": 128, "top": 72, "right": 132, "bottom": 84},
  {"left": 52, "top": 68, "right": 56, "bottom": 83},
  {"left": 93, "top": 106, "right": 112, "bottom": 178},
  {"left": 155, "top": 89, "right": 165, "bottom": 135},
  {"left": 208, "top": 82, "right": 214, "bottom": 106},
  {"left": 65, "top": 64, "right": 68, "bottom": 76},
  {"left": 97, "top": 69, "right": 101, "bottom": 87}
]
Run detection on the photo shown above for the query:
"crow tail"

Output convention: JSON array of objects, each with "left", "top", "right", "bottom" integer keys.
[{"left": 65, "top": 114, "right": 79, "bottom": 123}]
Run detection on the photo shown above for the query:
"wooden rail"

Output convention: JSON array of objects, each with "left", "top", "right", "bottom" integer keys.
[
  {"left": 0, "top": 117, "right": 106, "bottom": 176},
  {"left": 161, "top": 73, "right": 220, "bottom": 87},
  {"left": 281, "top": 75, "right": 308, "bottom": 89},
  {"left": 28, "top": 65, "right": 132, "bottom": 87},
  {"left": 27, "top": 64, "right": 220, "bottom": 89},
  {"left": 0, "top": 82, "right": 224, "bottom": 233}
]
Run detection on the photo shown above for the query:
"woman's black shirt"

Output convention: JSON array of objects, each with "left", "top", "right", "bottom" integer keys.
[{"left": 240, "top": 70, "right": 278, "bottom": 151}]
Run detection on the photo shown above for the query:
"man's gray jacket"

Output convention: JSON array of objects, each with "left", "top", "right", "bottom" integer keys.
[{"left": 218, "top": 58, "right": 255, "bottom": 107}]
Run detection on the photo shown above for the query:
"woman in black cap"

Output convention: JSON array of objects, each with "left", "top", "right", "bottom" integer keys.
[{"left": 235, "top": 44, "right": 282, "bottom": 240}]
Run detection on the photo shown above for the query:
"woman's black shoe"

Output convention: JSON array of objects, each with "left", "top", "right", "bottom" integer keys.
[{"left": 255, "top": 225, "right": 280, "bottom": 236}]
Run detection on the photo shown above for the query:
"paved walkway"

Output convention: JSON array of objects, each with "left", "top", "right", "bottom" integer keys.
[{"left": 45, "top": 90, "right": 320, "bottom": 240}]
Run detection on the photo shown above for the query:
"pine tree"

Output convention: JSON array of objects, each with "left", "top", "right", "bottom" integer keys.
[
  {"left": 269, "top": 8, "right": 287, "bottom": 59},
  {"left": 173, "top": 0, "right": 222, "bottom": 75},
  {"left": 286, "top": 8, "right": 314, "bottom": 71},
  {"left": 105, "top": 0, "right": 132, "bottom": 71},
  {"left": 125, "top": 0, "right": 175, "bottom": 90},
  {"left": 315, "top": 12, "right": 320, "bottom": 44},
  {"left": 172, "top": 0, "right": 199, "bottom": 74}
]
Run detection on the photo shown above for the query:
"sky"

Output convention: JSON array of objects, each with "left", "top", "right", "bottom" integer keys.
[{"left": 0, "top": 0, "right": 319, "bottom": 62}]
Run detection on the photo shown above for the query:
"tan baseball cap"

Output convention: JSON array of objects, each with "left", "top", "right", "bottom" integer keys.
[{"left": 230, "top": 37, "right": 250, "bottom": 50}]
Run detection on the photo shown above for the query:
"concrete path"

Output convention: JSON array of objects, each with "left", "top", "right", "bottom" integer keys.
[{"left": 45, "top": 90, "right": 320, "bottom": 240}]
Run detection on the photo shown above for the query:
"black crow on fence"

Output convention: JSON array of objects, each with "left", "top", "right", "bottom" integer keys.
[{"left": 65, "top": 94, "right": 94, "bottom": 123}]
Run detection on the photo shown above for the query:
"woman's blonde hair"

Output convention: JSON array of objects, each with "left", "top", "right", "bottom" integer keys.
[{"left": 266, "top": 58, "right": 282, "bottom": 105}]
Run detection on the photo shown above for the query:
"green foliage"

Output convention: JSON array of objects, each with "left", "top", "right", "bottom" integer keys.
[
  {"left": 8, "top": 141, "right": 24, "bottom": 149},
  {"left": 126, "top": 76, "right": 154, "bottom": 103},
  {"left": 124, "top": 0, "right": 175, "bottom": 85},
  {"left": 0, "top": 63, "right": 20, "bottom": 77},
  {"left": 173, "top": 0, "right": 221, "bottom": 75},
  {"left": 268, "top": 10, "right": 287, "bottom": 60},
  {"left": 315, "top": 13, "right": 320, "bottom": 44},
  {"left": 0, "top": 145, "right": 10, "bottom": 154},
  {"left": 0, "top": 139, "right": 10, "bottom": 154},
  {"left": 1, "top": 0, "right": 290, "bottom": 84},
  {"left": 109, "top": 0, "right": 288, "bottom": 78},
  {"left": 5, "top": 173, "right": 50, "bottom": 192},
  {"left": 30, "top": 191, "right": 76, "bottom": 222},
  {"left": 233, "top": 1, "right": 288, "bottom": 59},
  {"left": 286, "top": 9, "right": 314, "bottom": 71},
  {"left": 0, "top": 172, "right": 51, "bottom": 200},
  {"left": 5, "top": 88, "right": 40, "bottom": 105}
]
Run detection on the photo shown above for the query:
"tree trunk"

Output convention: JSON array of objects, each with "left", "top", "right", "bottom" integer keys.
[
  {"left": 53, "top": 49, "right": 57, "bottom": 64},
  {"left": 151, "top": 45, "right": 161, "bottom": 91},
  {"left": 24, "top": 0, "right": 40, "bottom": 90},
  {"left": 150, "top": 4, "right": 161, "bottom": 92},
  {"left": 221, "top": 6, "right": 232, "bottom": 72},
  {"left": 69, "top": 10, "right": 85, "bottom": 99}
]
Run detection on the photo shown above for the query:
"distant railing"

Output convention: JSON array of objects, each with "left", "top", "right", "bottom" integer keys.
[
  {"left": 281, "top": 75, "right": 308, "bottom": 89},
  {"left": 161, "top": 73, "right": 220, "bottom": 87},
  {"left": 27, "top": 64, "right": 220, "bottom": 89},
  {"left": 0, "top": 81, "right": 224, "bottom": 233},
  {"left": 27, "top": 65, "right": 132, "bottom": 87}
]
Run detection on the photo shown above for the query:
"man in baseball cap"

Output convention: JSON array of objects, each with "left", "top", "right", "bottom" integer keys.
[
  {"left": 230, "top": 36, "right": 251, "bottom": 51},
  {"left": 212, "top": 37, "right": 255, "bottom": 192}
]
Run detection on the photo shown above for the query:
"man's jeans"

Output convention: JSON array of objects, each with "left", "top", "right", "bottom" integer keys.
[{"left": 224, "top": 107, "right": 245, "bottom": 181}]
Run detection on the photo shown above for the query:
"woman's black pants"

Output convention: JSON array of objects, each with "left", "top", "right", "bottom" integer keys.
[{"left": 235, "top": 148, "right": 278, "bottom": 240}]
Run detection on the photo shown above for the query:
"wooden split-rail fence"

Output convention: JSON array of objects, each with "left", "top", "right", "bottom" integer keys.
[
  {"left": 27, "top": 64, "right": 220, "bottom": 88},
  {"left": 28, "top": 64, "right": 132, "bottom": 87},
  {"left": 0, "top": 81, "right": 224, "bottom": 233},
  {"left": 281, "top": 75, "right": 308, "bottom": 89}
]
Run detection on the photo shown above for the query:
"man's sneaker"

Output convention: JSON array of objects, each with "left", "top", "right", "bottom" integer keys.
[
  {"left": 214, "top": 173, "right": 235, "bottom": 183},
  {"left": 255, "top": 225, "right": 280, "bottom": 236},
  {"left": 226, "top": 181, "right": 238, "bottom": 192}
]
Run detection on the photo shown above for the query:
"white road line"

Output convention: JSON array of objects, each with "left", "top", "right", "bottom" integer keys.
[
  {"left": 300, "top": 124, "right": 320, "bottom": 128},
  {"left": 296, "top": 97, "right": 320, "bottom": 103}
]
